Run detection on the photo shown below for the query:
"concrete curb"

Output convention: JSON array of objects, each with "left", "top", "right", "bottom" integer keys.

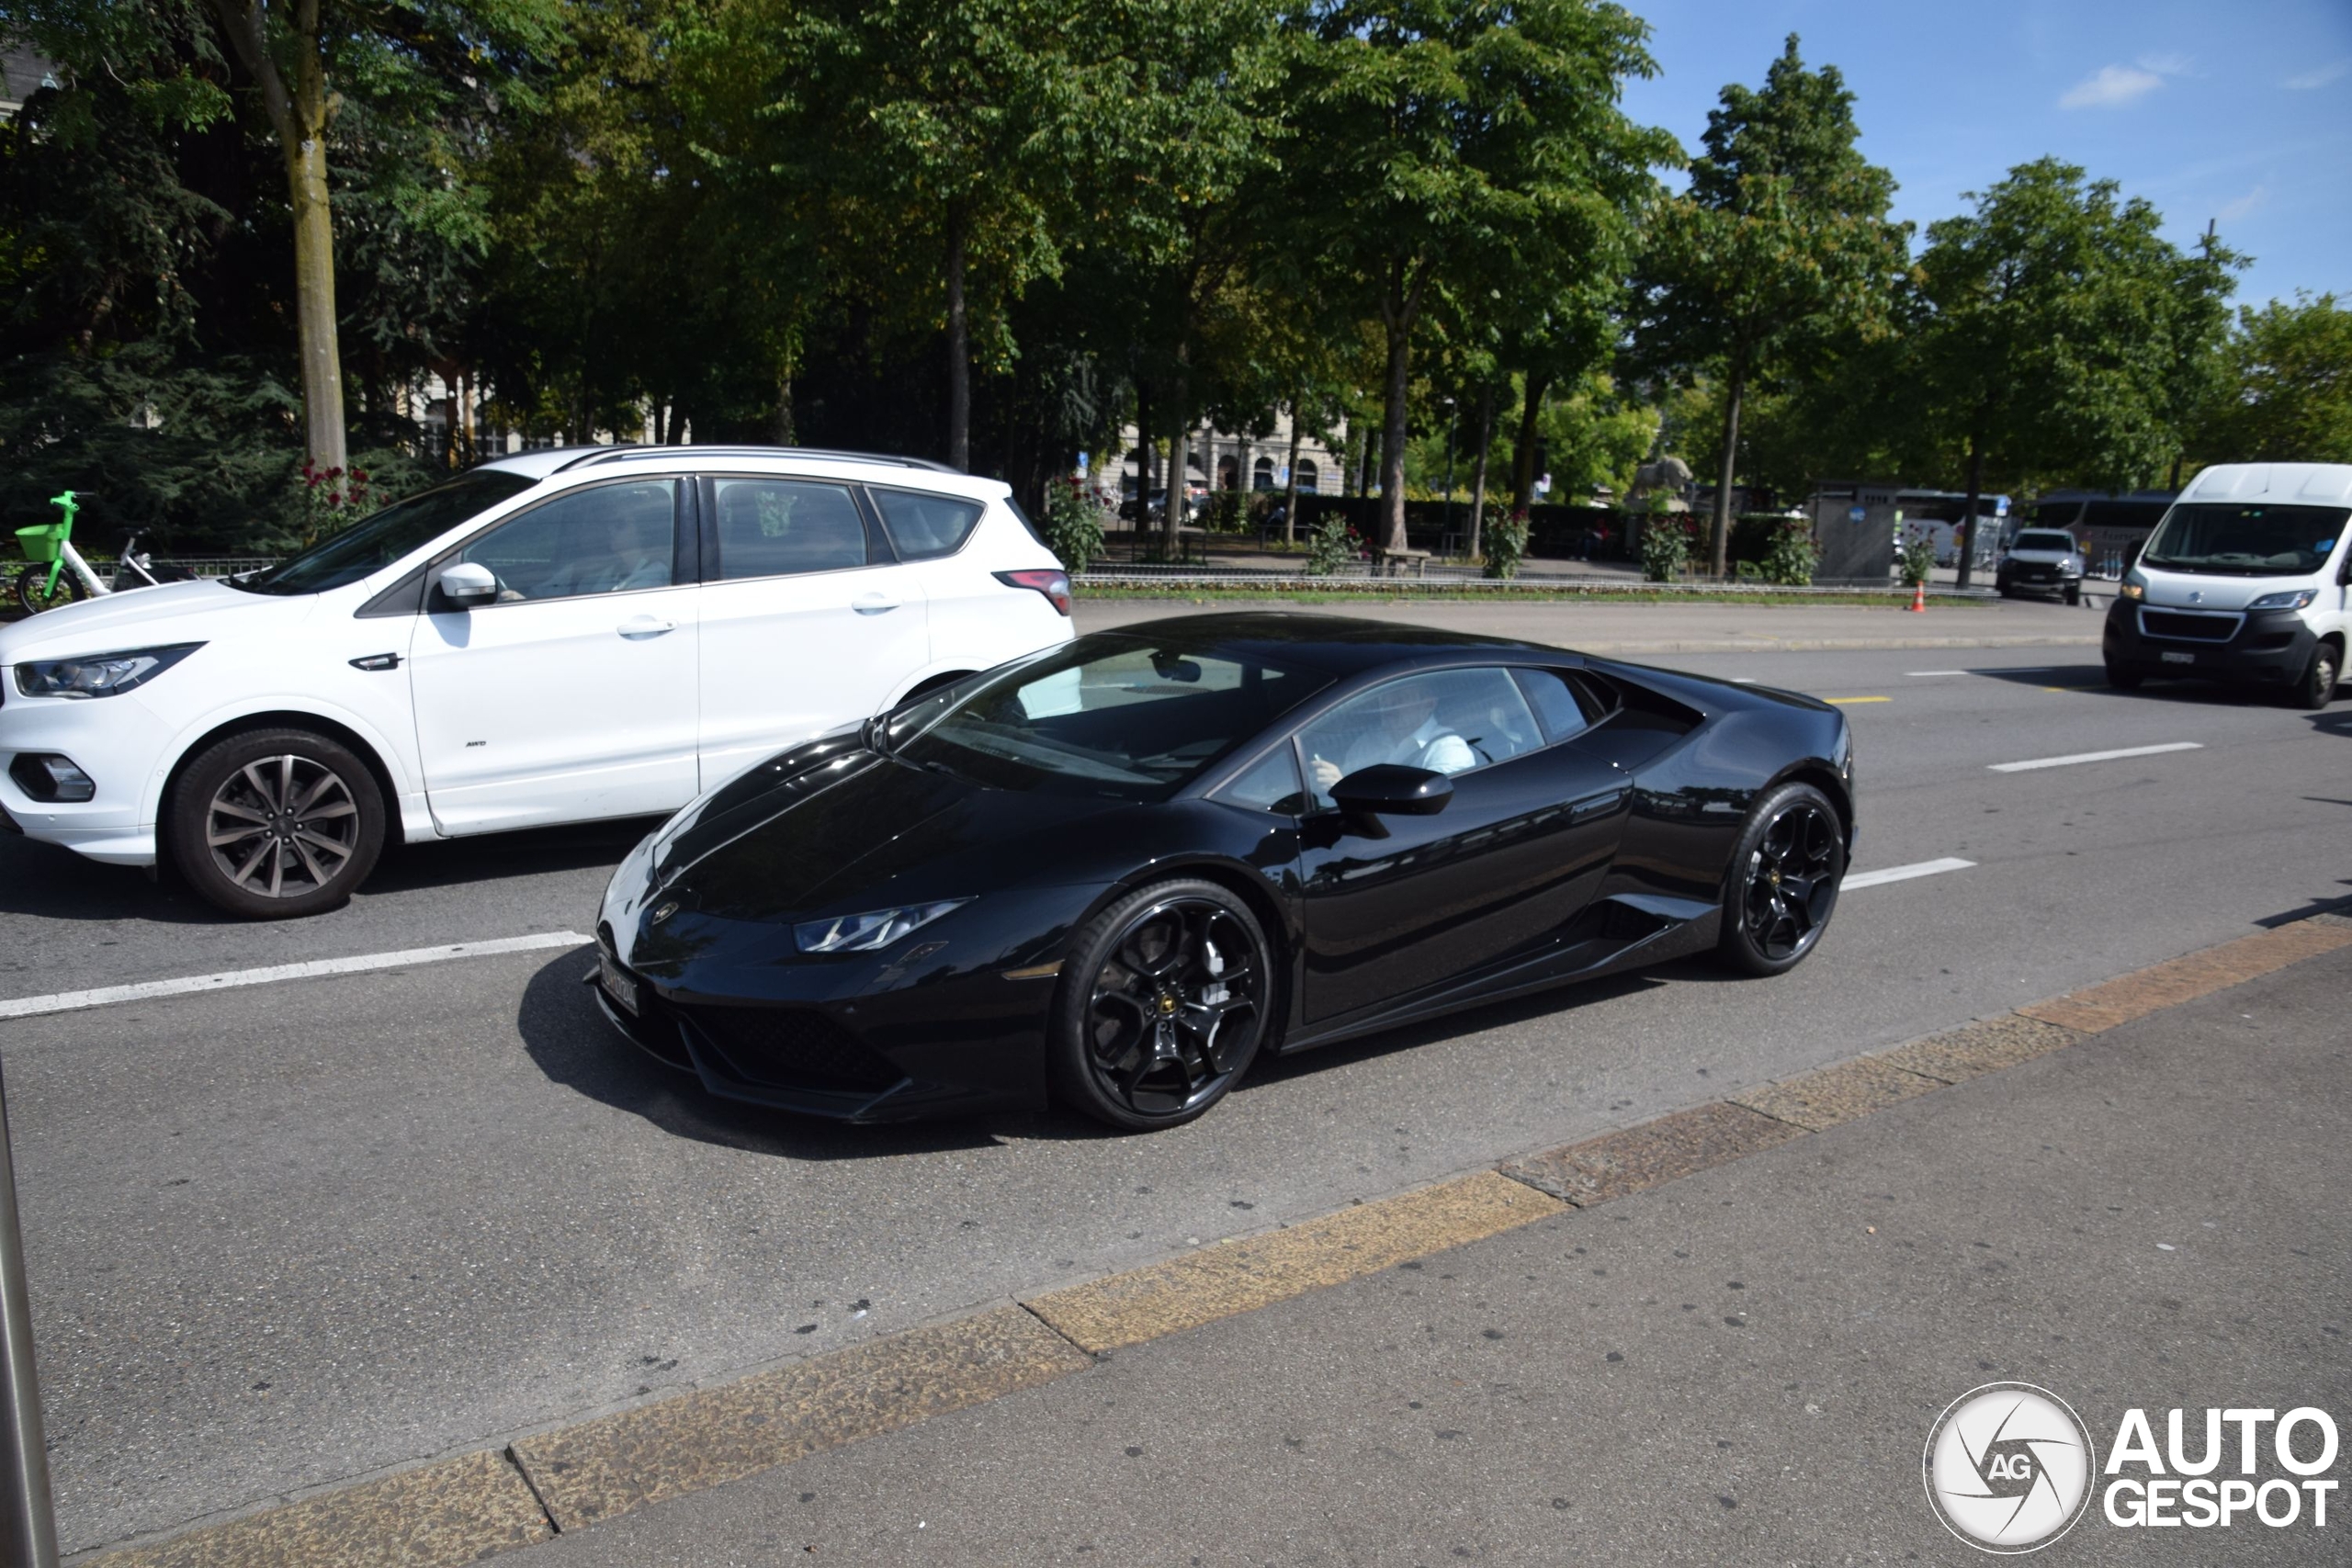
[{"left": 79, "top": 911, "right": 2352, "bottom": 1567}]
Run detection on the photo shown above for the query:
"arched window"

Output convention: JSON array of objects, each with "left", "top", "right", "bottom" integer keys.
[
  {"left": 1252, "top": 457, "right": 1275, "bottom": 491},
  {"left": 1295, "top": 460, "right": 1320, "bottom": 494}
]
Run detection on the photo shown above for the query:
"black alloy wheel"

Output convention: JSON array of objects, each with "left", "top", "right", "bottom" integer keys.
[
  {"left": 1716, "top": 782, "right": 1845, "bottom": 976},
  {"left": 2291, "top": 640, "right": 2340, "bottom": 711},
  {"left": 167, "top": 728, "right": 386, "bottom": 919},
  {"left": 14, "top": 563, "right": 85, "bottom": 615},
  {"left": 1053, "top": 880, "right": 1272, "bottom": 1130}
]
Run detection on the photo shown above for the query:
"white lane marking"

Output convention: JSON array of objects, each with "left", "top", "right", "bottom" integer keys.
[
  {"left": 1842, "top": 858, "right": 1975, "bottom": 890},
  {"left": 1987, "top": 741, "right": 2203, "bottom": 773},
  {"left": 1905, "top": 670, "right": 1968, "bottom": 677},
  {"left": 0, "top": 931, "right": 592, "bottom": 1021}
]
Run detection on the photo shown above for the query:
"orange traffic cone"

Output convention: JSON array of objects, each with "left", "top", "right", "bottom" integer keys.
[{"left": 1909, "top": 581, "right": 1927, "bottom": 613}]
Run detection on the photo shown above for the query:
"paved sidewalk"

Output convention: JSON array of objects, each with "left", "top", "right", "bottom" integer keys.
[
  {"left": 1072, "top": 594, "right": 2108, "bottom": 654},
  {"left": 532, "top": 946, "right": 2350, "bottom": 1567}
]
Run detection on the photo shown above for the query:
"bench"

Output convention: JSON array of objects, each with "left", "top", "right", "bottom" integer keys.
[{"left": 1377, "top": 547, "right": 1432, "bottom": 578}]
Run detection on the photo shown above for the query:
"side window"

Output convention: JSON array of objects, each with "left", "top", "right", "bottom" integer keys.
[
  {"left": 870, "top": 487, "right": 985, "bottom": 559},
  {"left": 453, "top": 480, "right": 677, "bottom": 602},
  {"left": 1220, "top": 743, "right": 1307, "bottom": 815},
  {"left": 1295, "top": 668, "right": 1544, "bottom": 807},
  {"left": 1512, "top": 668, "right": 1600, "bottom": 743},
  {"left": 711, "top": 479, "right": 867, "bottom": 580}
]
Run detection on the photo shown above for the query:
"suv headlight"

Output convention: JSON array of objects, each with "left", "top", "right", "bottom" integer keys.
[
  {"left": 15, "top": 643, "right": 203, "bottom": 699},
  {"left": 795, "top": 899, "right": 970, "bottom": 953},
  {"left": 2246, "top": 589, "right": 2315, "bottom": 611}
]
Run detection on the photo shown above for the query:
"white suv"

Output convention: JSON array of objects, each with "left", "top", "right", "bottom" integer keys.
[{"left": 0, "top": 446, "right": 1074, "bottom": 918}]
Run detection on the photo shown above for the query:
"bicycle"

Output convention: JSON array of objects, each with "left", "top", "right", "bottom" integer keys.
[{"left": 14, "top": 491, "right": 190, "bottom": 615}]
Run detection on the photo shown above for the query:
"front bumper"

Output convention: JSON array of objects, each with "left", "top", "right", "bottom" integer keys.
[
  {"left": 1997, "top": 564, "right": 2081, "bottom": 595},
  {"left": 0, "top": 687, "right": 174, "bottom": 865},
  {"left": 2102, "top": 600, "right": 2318, "bottom": 682}
]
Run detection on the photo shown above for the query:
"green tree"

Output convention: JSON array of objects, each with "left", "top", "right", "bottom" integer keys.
[
  {"left": 1280, "top": 0, "right": 1668, "bottom": 554},
  {"left": 2193, "top": 292, "right": 2352, "bottom": 466},
  {"left": 1630, "top": 33, "right": 1909, "bottom": 574},
  {"left": 1916, "top": 158, "right": 2241, "bottom": 582}
]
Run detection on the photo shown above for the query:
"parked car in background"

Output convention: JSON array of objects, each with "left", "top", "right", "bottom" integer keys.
[
  {"left": 0, "top": 446, "right": 1074, "bottom": 919},
  {"left": 1995, "top": 529, "right": 2086, "bottom": 604},
  {"left": 2011, "top": 489, "right": 2175, "bottom": 577},
  {"left": 2105, "top": 463, "right": 2352, "bottom": 709}
]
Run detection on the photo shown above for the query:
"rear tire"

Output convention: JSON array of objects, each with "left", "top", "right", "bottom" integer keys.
[
  {"left": 166, "top": 728, "right": 385, "bottom": 919},
  {"left": 1050, "top": 879, "right": 1272, "bottom": 1131},
  {"left": 2291, "top": 640, "right": 2340, "bottom": 711},
  {"left": 2105, "top": 659, "right": 2143, "bottom": 691},
  {"left": 14, "top": 564, "right": 85, "bottom": 615},
  {"left": 1716, "top": 783, "right": 1845, "bottom": 977}
]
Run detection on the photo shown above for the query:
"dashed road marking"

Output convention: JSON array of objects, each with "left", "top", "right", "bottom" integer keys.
[
  {"left": 1987, "top": 741, "right": 2202, "bottom": 773},
  {"left": 0, "top": 931, "right": 593, "bottom": 1021},
  {"left": 1842, "top": 857, "right": 1975, "bottom": 891},
  {"left": 1823, "top": 695, "right": 1891, "bottom": 705}
]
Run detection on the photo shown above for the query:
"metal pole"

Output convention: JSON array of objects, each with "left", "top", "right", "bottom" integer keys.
[
  {"left": 0, "top": 1062, "right": 57, "bottom": 1568},
  {"left": 1442, "top": 398, "right": 1457, "bottom": 546}
]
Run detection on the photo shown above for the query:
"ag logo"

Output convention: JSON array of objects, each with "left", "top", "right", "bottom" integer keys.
[{"left": 1924, "top": 1382, "right": 2097, "bottom": 1553}]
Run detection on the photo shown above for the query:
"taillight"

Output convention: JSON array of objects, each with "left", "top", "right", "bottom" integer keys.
[{"left": 994, "top": 569, "right": 1072, "bottom": 616}]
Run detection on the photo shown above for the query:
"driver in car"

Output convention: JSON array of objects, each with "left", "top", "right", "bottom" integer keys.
[
  {"left": 1306, "top": 679, "right": 1476, "bottom": 793},
  {"left": 541, "top": 508, "right": 673, "bottom": 598}
]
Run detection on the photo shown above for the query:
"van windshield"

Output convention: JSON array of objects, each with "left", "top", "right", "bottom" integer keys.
[
  {"left": 228, "top": 469, "right": 539, "bottom": 595},
  {"left": 2140, "top": 504, "right": 2348, "bottom": 577}
]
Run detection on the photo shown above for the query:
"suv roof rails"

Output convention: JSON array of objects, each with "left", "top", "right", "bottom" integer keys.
[{"left": 552, "top": 444, "right": 962, "bottom": 476}]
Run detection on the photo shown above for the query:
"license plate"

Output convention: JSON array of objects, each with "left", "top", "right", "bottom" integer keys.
[
  {"left": 600, "top": 952, "right": 639, "bottom": 1014},
  {"left": 2161, "top": 650, "right": 2195, "bottom": 665}
]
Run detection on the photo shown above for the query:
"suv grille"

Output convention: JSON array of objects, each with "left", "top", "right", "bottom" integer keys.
[
  {"left": 676, "top": 1004, "right": 902, "bottom": 1094},
  {"left": 2141, "top": 609, "right": 2241, "bottom": 643}
]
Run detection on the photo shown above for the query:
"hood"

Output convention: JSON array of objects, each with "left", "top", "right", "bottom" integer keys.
[
  {"left": 2135, "top": 570, "right": 2313, "bottom": 611},
  {"left": 0, "top": 579, "right": 317, "bottom": 661},
  {"left": 651, "top": 752, "right": 1129, "bottom": 924}
]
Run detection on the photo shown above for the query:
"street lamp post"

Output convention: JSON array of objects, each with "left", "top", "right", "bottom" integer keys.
[{"left": 1442, "top": 397, "right": 1458, "bottom": 548}]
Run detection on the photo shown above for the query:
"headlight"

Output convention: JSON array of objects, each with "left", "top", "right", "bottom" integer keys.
[
  {"left": 794, "top": 899, "right": 970, "bottom": 953},
  {"left": 2120, "top": 578, "right": 2145, "bottom": 600},
  {"left": 14, "top": 643, "right": 203, "bottom": 699},
  {"left": 2246, "top": 589, "right": 2315, "bottom": 611}
]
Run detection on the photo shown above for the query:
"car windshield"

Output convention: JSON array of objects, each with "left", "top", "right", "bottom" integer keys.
[
  {"left": 2011, "top": 531, "right": 2075, "bottom": 553},
  {"left": 891, "top": 635, "right": 1332, "bottom": 800},
  {"left": 2140, "top": 503, "right": 2348, "bottom": 577},
  {"left": 228, "top": 469, "right": 539, "bottom": 595}
]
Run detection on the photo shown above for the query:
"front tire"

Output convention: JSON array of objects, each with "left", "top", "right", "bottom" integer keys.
[
  {"left": 1716, "top": 783, "right": 1845, "bottom": 977},
  {"left": 15, "top": 564, "right": 85, "bottom": 615},
  {"left": 166, "top": 728, "right": 385, "bottom": 919},
  {"left": 2064, "top": 583, "right": 2082, "bottom": 606},
  {"left": 2105, "top": 659, "right": 2143, "bottom": 691},
  {"left": 1050, "top": 880, "right": 1272, "bottom": 1131},
  {"left": 2291, "top": 640, "right": 2340, "bottom": 711}
]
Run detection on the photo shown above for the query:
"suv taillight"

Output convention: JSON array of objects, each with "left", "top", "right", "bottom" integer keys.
[{"left": 994, "top": 569, "right": 1071, "bottom": 616}]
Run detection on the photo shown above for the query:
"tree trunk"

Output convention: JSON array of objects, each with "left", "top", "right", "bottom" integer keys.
[
  {"left": 209, "top": 0, "right": 345, "bottom": 471},
  {"left": 1282, "top": 397, "right": 1304, "bottom": 547},
  {"left": 1166, "top": 416, "right": 1189, "bottom": 557},
  {"left": 773, "top": 363, "right": 796, "bottom": 446},
  {"left": 1956, "top": 436, "right": 1986, "bottom": 591},
  {"left": 1378, "top": 322, "right": 1412, "bottom": 555},
  {"left": 1510, "top": 372, "right": 1552, "bottom": 513},
  {"left": 1710, "top": 356, "right": 1747, "bottom": 578},
  {"left": 944, "top": 206, "right": 970, "bottom": 471},
  {"left": 1467, "top": 380, "right": 1496, "bottom": 560}
]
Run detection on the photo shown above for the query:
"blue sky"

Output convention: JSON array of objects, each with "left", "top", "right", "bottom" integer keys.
[{"left": 1616, "top": 0, "right": 2352, "bottom": 311}]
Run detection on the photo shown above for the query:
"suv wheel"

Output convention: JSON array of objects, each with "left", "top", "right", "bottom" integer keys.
[{"left": 167, "top": 728, "right": 385, "bottom": 919}]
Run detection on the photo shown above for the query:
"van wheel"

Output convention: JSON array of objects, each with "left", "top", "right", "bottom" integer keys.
[
  {"left": 2105, "top": 659, "right": 2143, "bottom": 691},
  {"left": 2291, "top": 641, "right": 2340, "bottom": 711},
  {"left": 166, "top": 728, "right": 385, "bottom": 919}
]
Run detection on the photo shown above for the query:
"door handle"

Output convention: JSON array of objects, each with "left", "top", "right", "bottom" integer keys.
[
  {"left": 616, "top": 616, "right": 678, "bottom": 638},
  {"left": 852, "top": 593, "right": 901, "bottom": 615}
]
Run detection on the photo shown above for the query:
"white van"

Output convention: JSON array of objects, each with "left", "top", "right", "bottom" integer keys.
[{"left": 2103, "top": 463, "right": 2352, "bottom": 708}]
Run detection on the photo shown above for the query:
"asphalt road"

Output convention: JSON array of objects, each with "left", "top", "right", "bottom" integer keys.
[{"left": 1, "top": 604, "right": 2345, "bottom": 1555}]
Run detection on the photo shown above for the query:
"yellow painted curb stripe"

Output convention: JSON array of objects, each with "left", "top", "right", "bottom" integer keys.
[
  {"left": 2018, "top": 919, "right": 2352, "bottom": 1034},
  {"left": 508, "top": 1306, "right": 1089, "bottom": 1533},
  {"left": 88, "top": 1447, "right": 549, "bottom": 1568},
  {"left": 1823, "top": 694, "right": 1891, "bottom": 704},
  {"left": 1023, "top": 1172, "right": 1565, "bottom": 1354}
]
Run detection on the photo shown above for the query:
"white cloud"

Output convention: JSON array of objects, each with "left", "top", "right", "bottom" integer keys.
[
  {"left": 2218, "top": 185, "right": 2269, "bottom": 223},
  {"left": 2135, "top": 51, "right": 2194, "bottom": 78},
  {"left": 2061, "top": 63, "right": 2166, "bottom": 109},
  {"left": 2283, "top": 59, "right": 2349, "bottom": 90}
]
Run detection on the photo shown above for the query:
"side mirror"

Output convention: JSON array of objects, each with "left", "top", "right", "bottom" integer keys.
[
  {"left": 1329, "top": 764, "right": 1453, "bottom": 818},
  {"left": 437, "top": 561, "right": 498, "bottom": 606}
]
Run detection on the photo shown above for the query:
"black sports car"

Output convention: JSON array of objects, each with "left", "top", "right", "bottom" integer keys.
[{"left": 592, "top": 614, "right": 1854, "bottom": 1130}]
